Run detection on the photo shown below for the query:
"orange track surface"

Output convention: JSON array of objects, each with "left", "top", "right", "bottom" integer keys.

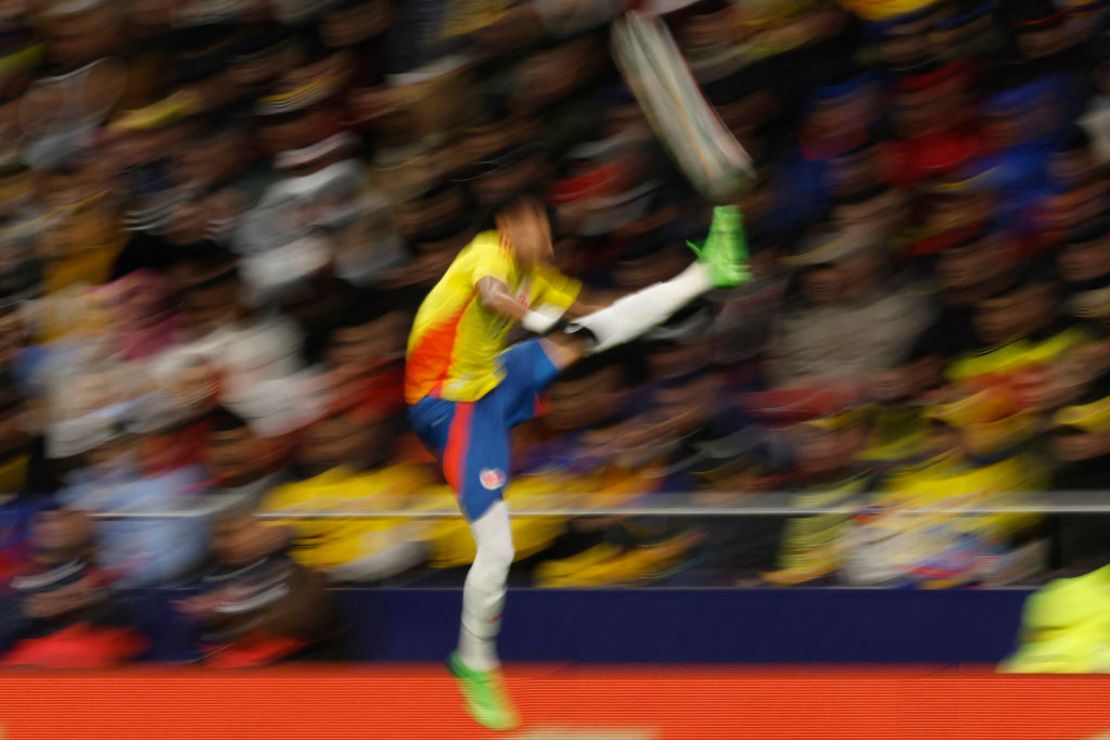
[{"left": 1, "top": 666, "right": 1109, "bottom": 739}]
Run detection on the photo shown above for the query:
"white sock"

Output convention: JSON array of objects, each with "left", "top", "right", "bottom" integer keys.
[
  {"left": 458, "top": 500, "right": 515, "bottom": 672},
  {"left": 570, "top": 261, "right": 713, "bottom": 353}
]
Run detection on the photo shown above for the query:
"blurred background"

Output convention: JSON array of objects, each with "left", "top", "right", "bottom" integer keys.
[{"left": 0, "top": 0, "right": 1107, "bottom": 672}]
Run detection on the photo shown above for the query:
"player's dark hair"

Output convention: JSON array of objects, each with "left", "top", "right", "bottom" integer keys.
[
  {"left": 481, "top": 192, "right": 555, "bottom": 235},
  {"left": 497, "top": 194, "right": 546, "bottom": 222}
]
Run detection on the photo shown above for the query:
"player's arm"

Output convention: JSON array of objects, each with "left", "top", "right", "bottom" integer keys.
[
  {"left": 477, "top": 276, "right": 530, "bottom": 323},
  {"left": 527, "top": 264, "right": 620, "bottom": 325},
  {"left": 478, "top": 275, "right": 585, "bottom": 335}
]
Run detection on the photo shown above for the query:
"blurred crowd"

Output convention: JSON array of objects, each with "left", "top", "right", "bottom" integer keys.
[{"left": 0, "top": 0, "right": 1108, "bottom": 666}]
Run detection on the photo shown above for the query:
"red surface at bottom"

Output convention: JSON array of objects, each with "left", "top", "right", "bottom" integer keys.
[{"left": 1, "top": 666, "right": 1108, "bottom": 740}]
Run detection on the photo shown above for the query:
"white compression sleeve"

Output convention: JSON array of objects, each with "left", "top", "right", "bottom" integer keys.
[
  {"left": 522, "top": 305, "right": 566, "bottom": 334},
  {"left": 458, "top": 500, "right": 515, "bottom": 671},
  {"left": 569, "top": 261, "right": 714, "bottom": 353}
]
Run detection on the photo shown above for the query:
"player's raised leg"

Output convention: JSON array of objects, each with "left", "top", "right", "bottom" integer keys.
[{"left": 550, "top": 205, "right": 751, "bottom": 362}]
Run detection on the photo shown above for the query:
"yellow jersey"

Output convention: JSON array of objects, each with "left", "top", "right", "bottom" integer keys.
[{"left": 404, "top": 230, "right": 581, "bottom": 404}]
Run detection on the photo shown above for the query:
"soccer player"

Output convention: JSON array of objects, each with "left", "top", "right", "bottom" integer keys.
[{"left": 405, "top": 197, "right": 749, "bottom": 730}]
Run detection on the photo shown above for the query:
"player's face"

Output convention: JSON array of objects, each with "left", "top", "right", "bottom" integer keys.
[{"left": 503, "top": 206, "right": 554, "bottom": 271}]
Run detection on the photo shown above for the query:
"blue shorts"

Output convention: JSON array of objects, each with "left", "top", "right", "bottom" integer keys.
[{"left": 408, "top": 339, "right": 560, "bottom": 521}]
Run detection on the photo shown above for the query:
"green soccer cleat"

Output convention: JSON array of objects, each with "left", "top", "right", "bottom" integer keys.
[
  {"left": 447, "top": 652, "right": 521, "bottom": 732},
  {"left": 688, "top": 205, "right": 752, "bottom": 288}
]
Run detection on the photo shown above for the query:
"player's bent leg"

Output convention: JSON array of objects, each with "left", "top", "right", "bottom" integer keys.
[
  {"left": 565, "top": 261, "right": 713, "bottom": 353},
  {"left": 496, "top": 337, "right": 585, "bottom": 429}
]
